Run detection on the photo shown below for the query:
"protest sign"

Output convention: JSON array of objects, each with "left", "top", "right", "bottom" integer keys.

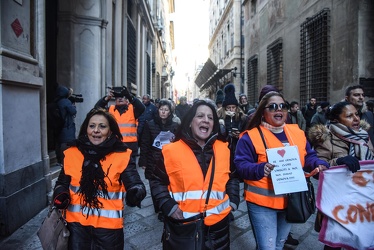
[{"left": 266, "top": 145, "right": 307, "bottom": 195}]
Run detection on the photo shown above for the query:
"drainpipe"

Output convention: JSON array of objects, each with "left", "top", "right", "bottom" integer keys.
[{"left": 37, "top": 0, "right": 52, "bottom": 198}]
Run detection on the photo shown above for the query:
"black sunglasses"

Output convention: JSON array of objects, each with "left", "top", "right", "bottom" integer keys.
[{"left": 264, "top": 103, "right": 289, "bottom": 112}]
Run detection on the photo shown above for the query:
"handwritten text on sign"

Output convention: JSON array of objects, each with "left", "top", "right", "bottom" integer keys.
[{"left": 266, "top": 146, "right": 307, "bottom": 195}]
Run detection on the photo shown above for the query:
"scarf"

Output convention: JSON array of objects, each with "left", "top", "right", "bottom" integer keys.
[
  {"left": 261, "top": 121, "right": 286, "bottom": 134},
  {"left": 73, "top": 135, "right": 128, "bottom": 216},
  {"left": 329, "top": 123, "right": 374, "bottom": 160}
]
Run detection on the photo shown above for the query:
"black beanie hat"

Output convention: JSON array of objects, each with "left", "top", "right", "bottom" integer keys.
[
  {"left": 215, "top": 89, "right": 224, "bottom": 104},
  {"left": 222, "top": 84, "right": 239, "bottom": 107}
]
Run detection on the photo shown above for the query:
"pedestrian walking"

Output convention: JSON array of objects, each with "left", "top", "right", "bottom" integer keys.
[{"left": 52, "top": 108, "right": 146, "bottom": 249}]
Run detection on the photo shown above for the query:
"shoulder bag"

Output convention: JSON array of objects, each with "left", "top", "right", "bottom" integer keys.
[
  {"left": 162, "top": 155, "right": 216, "bottom": 250},
  {"left": 37, "top": 206, "right": 70, "bottom": 250},
  {"left": 257, "top": 126, "right": 316, "bottom": 223}
]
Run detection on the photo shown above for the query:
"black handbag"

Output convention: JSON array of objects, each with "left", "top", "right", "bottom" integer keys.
[
  {"left": 37, "top": 206, "right": 70, "bottom": 250},
  {"left": 256, "top": 126, "right": 316, "bottom": 223},
  {"left": 285, "top": 178, "right": 316, "bottom": 223},
  {"left": 162, "top": 155, "right": 216, "bottom": 250}
]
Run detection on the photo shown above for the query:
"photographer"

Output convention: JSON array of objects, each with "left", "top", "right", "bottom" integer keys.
[
  {"left": 95, "top": 86, "right": 145, "bottom": 168},
  {"left": 55, "top": 85, "right": 77, "bottom": 164}
]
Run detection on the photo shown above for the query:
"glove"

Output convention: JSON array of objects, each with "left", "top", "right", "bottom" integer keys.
[
  {"left": 336, "top": 155, "right": 360, "bottom": 173},
  {"left": 126, "top": 184, "right": 146, "bottom": 208},
  {"left": 53, "top": 185, "right": 70, "bottom": 209},
  {"left": 122, "top": 86, "right": 133, "bottom": 102}
]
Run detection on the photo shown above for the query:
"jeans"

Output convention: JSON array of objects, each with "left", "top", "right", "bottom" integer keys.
[{"left": 247, "top": 202, "right": 291, "bottom": 250}]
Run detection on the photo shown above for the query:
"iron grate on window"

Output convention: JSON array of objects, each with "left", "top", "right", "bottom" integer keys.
[
  {"left": 300, "top": 8, "right": 330, "bottom": 107},
  {"left": 127, "top": 18, "right": 137, "bottom": 86},
  {"left": 146, "top": 54, "right": 151, "bottom": 95},
  {"left": 267, "top": 38, "right": 283, "bottom": 92},
  {"left": 247, "top": 55, "right": 258, "bottom": 106}
]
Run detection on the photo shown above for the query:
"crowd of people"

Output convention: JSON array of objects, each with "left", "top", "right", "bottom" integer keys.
[{"left": 48, "top": 83, "right": 373, "bottom": 249}]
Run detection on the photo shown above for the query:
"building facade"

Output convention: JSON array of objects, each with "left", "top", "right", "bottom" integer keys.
[
  {"left": 242, "top": 0, "right": 374, "bottom": 106},
  {"left": 195, "top": 0, "right": 244, "bottom": 100},
  {"left": 0, "top": 0, "right": 174, "bottom": 236}
]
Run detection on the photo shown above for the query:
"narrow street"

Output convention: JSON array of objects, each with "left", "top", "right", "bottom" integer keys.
[{"left": 0, "top": 163, "right": 325, "bottom": 250}]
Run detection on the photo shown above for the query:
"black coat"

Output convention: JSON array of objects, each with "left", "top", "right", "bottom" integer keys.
[
  {"left": 150, "top": 133, "right": 239, "bottom": 249},
  {"left": 139, "top": 114, "right": 179, "bottom": 179}
]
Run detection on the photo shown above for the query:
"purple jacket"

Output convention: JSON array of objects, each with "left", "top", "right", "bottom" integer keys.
[{"left": 234, "top": 131, "right": 329, "bottom": 181}]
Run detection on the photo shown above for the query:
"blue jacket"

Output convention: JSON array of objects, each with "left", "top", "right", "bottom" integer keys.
[
  {"left": 137, "top": 102, "right": 157, "bottom": 137},
  {"left": 56, "top": 86, "right": 77, "bottom": 143}
]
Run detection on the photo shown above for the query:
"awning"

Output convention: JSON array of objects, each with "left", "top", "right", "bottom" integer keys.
[
  {"left": 195, "top": 58, "right": 233, "bottom": 91},
  {"left": 200, "top": 69, "right": 232, "bottom": 90},
  {"left": 195, "top": 58, "right": 217, "bottom": 87}
]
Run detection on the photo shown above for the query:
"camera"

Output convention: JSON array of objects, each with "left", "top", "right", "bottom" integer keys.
[
  {"left": 108, "top": 86, "right": 127, "bottom": 98},
  {"left": 69, "top": 94, "right": 84, "bottom": 103}
]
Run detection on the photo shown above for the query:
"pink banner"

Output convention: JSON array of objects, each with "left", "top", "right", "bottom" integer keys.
[{"left": 317, "top": 160, "right": 374, "bottom": 250}]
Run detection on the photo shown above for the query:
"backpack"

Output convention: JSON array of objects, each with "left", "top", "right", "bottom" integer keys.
[{"left": 47, "top": 101, "right": 64, "bottom": 135}]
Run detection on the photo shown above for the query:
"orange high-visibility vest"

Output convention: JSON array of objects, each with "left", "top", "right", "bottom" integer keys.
[
  {"left": 244, "top": 124, "right": 306, "bottom": 209},
  {"left": 64, "top": 147, "right": 132, "bottom": 229},
  {"left": 162, "top": 140, "right": 231, "bottom": 226},
  {"left": 109, "top": 105, "right": 137, "bottom": 142}
]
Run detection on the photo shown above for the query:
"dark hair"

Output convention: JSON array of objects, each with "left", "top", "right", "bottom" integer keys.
[
  {"left": 290, "top": 101, "right": 299, "bottom": 107},
  {"left": 158, "top": 99, "right": 172, "bottom": 112},
  {"left": 175, "top": 99, "right": 219, "bottom": 141},
  {"left": 79, "top": 108, "right": 122, "bottom": 141},
  {"left": 325, "top": 101, "right": 353, "bottom": 122},
  {"left": 246, "top": 91, "right": 284, "bottom": 130},
  {"left": 345, "top": 85, "right": 364, "bottom": 97}
]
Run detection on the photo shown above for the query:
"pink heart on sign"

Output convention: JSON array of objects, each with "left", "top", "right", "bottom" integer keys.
[{"left": 277, "top": 149, "right": 286, "bottom": 157}]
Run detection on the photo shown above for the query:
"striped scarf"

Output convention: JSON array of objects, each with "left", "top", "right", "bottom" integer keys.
[{"left": 329, "top": 123, "right": 374, "bottom": 160}]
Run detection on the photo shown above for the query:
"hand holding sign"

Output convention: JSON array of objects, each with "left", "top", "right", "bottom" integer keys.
[{"left": 266, "top": 145, "right": 308, "bottom": 195}]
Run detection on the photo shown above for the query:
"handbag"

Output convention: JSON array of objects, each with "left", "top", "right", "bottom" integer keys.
[
  {"left": 37, "top": 206, "right": 70, "bottom": 250},
  {"left": 162, "top": 155, "right": 216, "bottom": 250},
  {"left": 256, "top": 126, "right": 316, "bottom": 223},
  {"left": 285, "top": 178, "right": 316, "bottom": 223}
]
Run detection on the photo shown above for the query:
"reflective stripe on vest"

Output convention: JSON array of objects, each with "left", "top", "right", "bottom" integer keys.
[
  {"left": 183, "top": 199, "right": 231, "bottom": 219},
  {"left": 68, "top": 204, "right": 123, "bottom": 218},
  {"left": 171, "top": 190, "right": 227, "bottom": 202},
  {"left": 163, "top": 140, "right": 231, "bottom": 226},
  {"left": 69, "top": 185, "right": 124, "bottom": 201},
  {"left": 109, "top": 105, "right": 137, "bottom": 142},
  {"left": 63, "top": 147, "right": 131, "bottom": 229},
  {"left": 244, "top": 124, "right": 307, "bottom": 209}
]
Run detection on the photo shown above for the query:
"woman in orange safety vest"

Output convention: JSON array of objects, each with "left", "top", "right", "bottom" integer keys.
[
  {"left": 234, "top": 91, "right": 329, "bottom": 250},
  {"left": 52, "top": 108, "right": 146, "bottom": 249},
  {"left": 150, "top": 100, "right": 240, "bottom": 250}
]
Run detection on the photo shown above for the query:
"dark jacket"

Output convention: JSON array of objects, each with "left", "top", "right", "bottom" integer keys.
[
  {"left": 150, "top": 133, "right": 239, "bottom": 249},
  {"left": 139, "top": 114, "right": 179, "bottom": 179},
  {"left": 175, "top": 103, "right": 191, "bottom": 120},
  {"left": 302, "top": 103, "right": 317, "bottom": 129},
  {"left": 56, "top": 86, "right": 77, "bottom": 143},
  {"left": 94, "top": 96, "right": 145, "bottom": 119},
  {"left": 137, "top": 102, "right": 158, "bottom": 138},
  {"left": 150, "top": 133, "right": 240, "bottom": 217}
]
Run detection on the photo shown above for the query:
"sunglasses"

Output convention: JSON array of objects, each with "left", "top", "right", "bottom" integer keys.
[{"left": 264, "top": 103, "right": 289, "bottom": 112}]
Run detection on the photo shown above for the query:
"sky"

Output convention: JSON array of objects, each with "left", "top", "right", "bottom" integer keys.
[{"left": 172, "top": 0, "right": 209, "bottom": 95}]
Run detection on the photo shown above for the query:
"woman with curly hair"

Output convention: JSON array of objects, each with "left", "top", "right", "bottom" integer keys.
[{"left": 52, "top": 108, "right": 146, "bottom": 249}]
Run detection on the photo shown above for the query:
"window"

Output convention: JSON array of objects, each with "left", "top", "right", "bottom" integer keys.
[
  {"left": 300, "top": 9, "right": 330, "bottom": 106},
  {"left": 267, "top": 38, "right": 283, "bottom": 92},
  {"left": 251, "top": 0, "right": 257, "bottom": 18},
  {"left": 247, "top": 55, "right": 258, "bottom": 105}
]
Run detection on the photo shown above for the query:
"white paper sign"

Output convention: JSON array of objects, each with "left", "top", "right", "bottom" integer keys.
[
  {"left": 152, "top": 131, "right": 175, "bottom": 149},
  {"left": 266, "top": 145, "right": 308, "bottom": 195}
]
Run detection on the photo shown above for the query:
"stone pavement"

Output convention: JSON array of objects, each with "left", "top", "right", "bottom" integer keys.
[{"left": 0, "top": 166, "right": 325, "bottom": 250}]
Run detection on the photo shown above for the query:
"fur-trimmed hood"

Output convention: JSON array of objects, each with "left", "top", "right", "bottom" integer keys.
[{"left": 308, "top": 120, "right": 371, "bottom": 145}]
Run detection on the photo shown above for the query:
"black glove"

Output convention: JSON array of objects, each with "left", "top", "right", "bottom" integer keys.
[
  {"left": 53, "top": 185, "right": 70, "bottom": 209},
  {"left": 126, "top": 184, "right": 146, "bottom": 208},
  {"left": 336, "top": 155, "right": 360, "bottom": 173},
  {"left": 122, "top": 86, "right": 133, "bottom": 102}
]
